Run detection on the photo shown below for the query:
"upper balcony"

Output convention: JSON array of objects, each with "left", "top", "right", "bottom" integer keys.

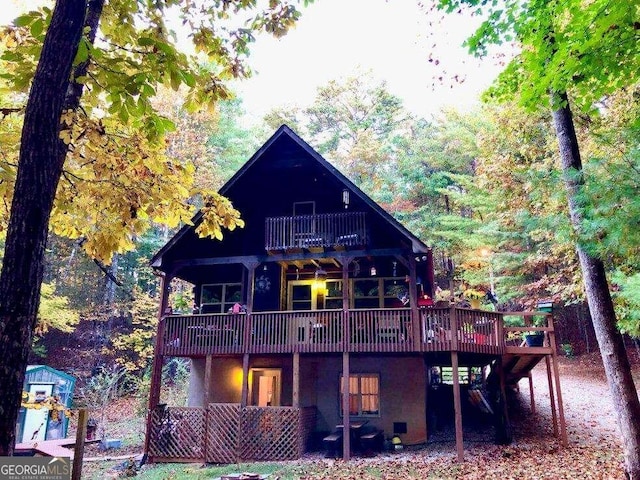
[
  {"left": 265, "top": 212, "right": 367, "bottom": 251},
  {"left": 157, "top": 307, "right": 555, "bottom": 358}
]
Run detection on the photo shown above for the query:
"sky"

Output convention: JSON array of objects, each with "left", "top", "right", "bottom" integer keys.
[
  {"left": 0, "top": 0, "right": 508, "bottom": 122},
  {"left": 230, "top": 0, "right": 508, "bottom": 123}
]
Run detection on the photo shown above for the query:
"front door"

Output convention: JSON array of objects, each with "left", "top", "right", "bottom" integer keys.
[
  {"left": 288, "top": 280, "right": 324, "bottom": 311},
  {"left": 250, "top": 368, "right": 281, "bottom": 407}
]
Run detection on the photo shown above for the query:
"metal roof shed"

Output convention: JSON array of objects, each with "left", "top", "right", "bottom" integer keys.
[{"left": 17, "top": 365, "right": 76, "bottom": 443}]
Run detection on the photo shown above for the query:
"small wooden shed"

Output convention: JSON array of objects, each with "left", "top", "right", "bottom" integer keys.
[{"left": 16, "top": 365, "right": 76, "bottom": 443}]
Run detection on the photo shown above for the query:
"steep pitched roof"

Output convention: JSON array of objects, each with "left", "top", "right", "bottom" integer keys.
[{"left": 151, "top": 124, "right": 429, "bottom": 267}]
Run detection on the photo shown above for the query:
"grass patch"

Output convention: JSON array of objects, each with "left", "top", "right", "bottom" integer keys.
[{"left": 135, "top": 462, "right": 311, "bottom": 479}]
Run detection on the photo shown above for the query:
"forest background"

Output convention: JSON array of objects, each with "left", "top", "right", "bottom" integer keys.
[{"left": 0, "top": 0, "right": 639, "bottom": 470}]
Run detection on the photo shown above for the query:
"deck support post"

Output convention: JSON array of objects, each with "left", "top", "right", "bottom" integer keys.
[
  {"left": 293, "top": 352, "right": 300, "bottom": 408},
  {"left": 547, "top": 315, "right": 568, "bottom": 447},
  {"left": 493, "top": 358, "right": 512, "bottom": 445},
  {"left": 528, "top": 372, "right": 535, "bottom": 414},
  {"left": 204, "top": 355, "right": 213, "bottom": 407},
  {"left": 144, "top": 272, "right": 171, "bottom": 460},
  {"left": 241, "top": 353, "right": 250, "bottom": 407},
  {"left": 342, "top": 352, "right": 351, "bottom": 461},
  {"left": 451, "top": 351, "right": 464, "bottom": 462},
  {"left": 545, "top": 356, "right": 558, "bottom": 436},
  {"left": 551, "top": 353, "right": 568, "bottom": 447}
]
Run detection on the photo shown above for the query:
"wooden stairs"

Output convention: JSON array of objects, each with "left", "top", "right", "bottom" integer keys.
[{"left": 502, "top": 345, "right": 554, "bottom": 385}]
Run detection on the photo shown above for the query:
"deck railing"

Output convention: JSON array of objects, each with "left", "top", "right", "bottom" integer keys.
[
  {"left": 160, "top": 306, "right": 511, "bottom": 357},
  {"left": 264, "top": 212, "right": 367, "bottom": 250}
]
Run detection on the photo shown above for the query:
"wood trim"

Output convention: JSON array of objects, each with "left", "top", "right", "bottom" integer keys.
[{"left": 171, "top": 248, "right": 409, "bottom": 269}]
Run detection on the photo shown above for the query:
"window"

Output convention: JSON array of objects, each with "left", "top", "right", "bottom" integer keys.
[
  {"left": 324, "top": 280, "right": 343, "bottom": 309},
  {"left": 431, "top": 366, "right": 483, "bottom": 386},
  {"left": 340, "top": 373, "right": 380, "bottom": 416},
  {"left": 200, "top": 283, "right": 242, "bottom": 313},
  {"left": 352, "top": 277, "right": 406, "bottom": 309}
]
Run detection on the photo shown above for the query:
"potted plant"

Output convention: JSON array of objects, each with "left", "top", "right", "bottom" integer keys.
[
  {"left": 523, "top": 331, "right": 545, "bottom": 347},
  {"left": 464, "top": 288, "right": 485, "bottom": 310},
  {"left": 523, "top": 314, "right": 547, "bottom": 346},
  {"left": 434, "top": 288, "right": 451, "bottom": 307}
]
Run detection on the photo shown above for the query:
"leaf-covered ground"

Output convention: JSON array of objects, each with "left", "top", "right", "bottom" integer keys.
[{"left": 89, "top": 352, "right": 637, "bottom": 479}]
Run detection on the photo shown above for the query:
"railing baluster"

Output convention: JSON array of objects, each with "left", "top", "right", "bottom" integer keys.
[
  {"left": 265, "top": 212, "right": 367, "bottom": 250},
  {"left": 159, "top": 307, "right": 528, "bottom": 357}
]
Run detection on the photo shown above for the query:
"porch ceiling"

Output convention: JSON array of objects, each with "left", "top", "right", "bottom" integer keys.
[{"left": 277, "top": 257, "right": 342, "bottom": 271}]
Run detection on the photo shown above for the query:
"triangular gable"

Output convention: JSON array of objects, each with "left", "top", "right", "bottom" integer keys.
[{"left": 151, "top": 124, "right": 429, "bottom": 267}]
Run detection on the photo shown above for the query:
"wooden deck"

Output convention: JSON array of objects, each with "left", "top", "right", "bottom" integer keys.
[
  {"left": 15, "top": 438, "right": 100, "bottom": 459},
  {"left": 160, "top": 306, "right": 513, "bottom": 357}
]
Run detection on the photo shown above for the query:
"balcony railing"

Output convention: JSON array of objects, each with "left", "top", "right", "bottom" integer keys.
[
  {"left": 159, "top": 307, "right": 511, "bottom": 357},
  {"left": 264, "top": 212, "right": 367, "bottom": 250}
]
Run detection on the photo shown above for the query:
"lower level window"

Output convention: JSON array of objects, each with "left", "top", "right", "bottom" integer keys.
[{"left": 340, "top": 373, "right": 380, "bottom": 416}]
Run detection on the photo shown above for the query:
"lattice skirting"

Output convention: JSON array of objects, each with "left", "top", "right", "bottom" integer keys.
[
  {"left": 151, "top": 404, "right": 314, "bottom": 463},
  {"left": 239, "top": 407, "right": 300, "bottom": 461},
  {"left": 206, "top": 404, "right": 241, "bottom": 463},
  {"left": 148, "top": 407, "right": 205, "bottom": 461}
]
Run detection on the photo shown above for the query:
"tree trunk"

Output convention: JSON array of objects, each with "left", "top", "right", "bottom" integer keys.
[
  {"left": 552, "top": 92, "right": 640, "bottom": 479},
  {"left": 0, "top": 0, "right": 86, "bottom": 456}
]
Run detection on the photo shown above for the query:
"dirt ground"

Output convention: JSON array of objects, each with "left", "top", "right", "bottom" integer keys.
[{"left": 85, "top": 350, "right": 639, "bottom": 479}]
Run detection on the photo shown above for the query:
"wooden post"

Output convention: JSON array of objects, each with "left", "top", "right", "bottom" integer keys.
[
  {"left": 451, "top": 351, "right": 464, "bottom": 462},
  {"left": 241, "top": 353, "right": 250, "bottom": 407},
  {"left": 528, "top": 372, "right": 536, "bottom": 414},
  {"left": 204, "top": 355, "right": 213, "bottom": 407},
  {"left": 450, "top": 304, "right": 459, "bottom": 350},
  {"left": 547, "top": 314, "right": 568, "bottom": 447},
  {"left": 425, "top": 249, "right": 435, "bottom": 298},
  {"left": 244, "top": 261, "right": 258, "bottom": 313},
  {"left": 341, "top": 256, "right": 352, "bottom": 351},
  {"left": 551, "top": 354, "right": 568, "bottom": 447},
  {"left": 243, "top": 262, "right": 258, "bottom": 352},
  {"left": 293, "top": 352, "right": 300, "bottom": 408},
  {"left": 408, "top": 255, "right": 421, "bottom": 351},
  {"left": 143, "top": 310, "right": 166, "bottom": 458},
  {"left": 494, "top": 358, "right": 512, "bottom": 445},
  {"left": 342, "top": 352, "right": 351, "bottom": 461},
  {"left": 545, "top": 355, "right": 558, "bottom": 436},
  {"left": 71, "top": 408, "right": 88, "bottom": 480}
]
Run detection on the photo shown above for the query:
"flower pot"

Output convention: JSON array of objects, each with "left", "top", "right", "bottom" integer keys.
[
  {"left": 469, "top": 299, "right": 482, "bottom": 310},
  {"left": 524, "top": 332, "right": 544, "bottom": 347}
]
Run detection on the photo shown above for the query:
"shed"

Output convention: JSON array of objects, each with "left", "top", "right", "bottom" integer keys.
[{"left": 16, "top": 365, "right": 76, "bottom": 443}]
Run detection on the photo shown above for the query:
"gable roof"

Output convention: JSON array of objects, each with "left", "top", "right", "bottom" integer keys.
[{"left": 151, "top": 124, "right": 429, "bottom": 268}]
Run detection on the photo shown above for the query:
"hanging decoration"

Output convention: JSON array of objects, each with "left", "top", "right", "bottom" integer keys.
[{"left": 255, "top": 275, "right": 271, "bottom": 294}]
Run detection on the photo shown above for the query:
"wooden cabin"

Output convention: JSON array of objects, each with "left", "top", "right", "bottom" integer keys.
[{"left": 144, "top": 125, "right": 566, "bottom": 464}]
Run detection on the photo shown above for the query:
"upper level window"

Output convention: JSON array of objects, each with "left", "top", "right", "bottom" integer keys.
[
  {"left": 293, "top": 201, "right": 315, "bottom": 216},
  {"left": 200, "top": 283, "right": 242, "bottom": 314}
]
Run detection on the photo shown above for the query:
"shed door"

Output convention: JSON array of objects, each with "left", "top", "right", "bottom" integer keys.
[{"left": 22, "top": 383, "right": 54, "bottom": 442}]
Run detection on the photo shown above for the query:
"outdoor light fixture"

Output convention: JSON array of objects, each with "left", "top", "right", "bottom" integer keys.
[
  {"left": 315, "top": 268, "right": 327, "bottom": 281},
  {"left": 342, "top": 189, "right": 350, "bottom": 209},
  {"left": 370, "top": 265, "right": 377, "bottom": 276}
]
